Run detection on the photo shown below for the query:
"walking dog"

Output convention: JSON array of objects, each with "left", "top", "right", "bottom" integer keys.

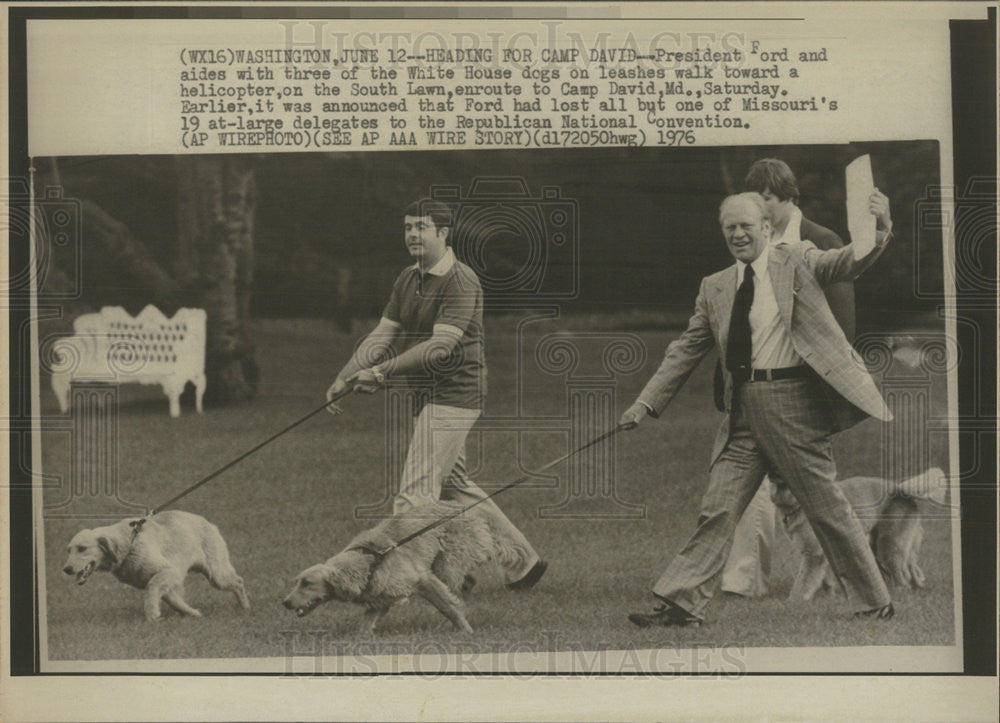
[
  {"left": 283, "top": 501, "right": 526, "bottom": 633},
  {"left": 62, "top": 510, "right": 251, "bottom": 621},
  {"left": 778, "top": 469, "right": 945, "bottom": 600}
]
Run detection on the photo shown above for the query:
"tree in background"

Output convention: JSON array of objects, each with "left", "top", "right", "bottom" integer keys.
[{"left": 175, "top": 156, "right": 258, "bottom": 403}]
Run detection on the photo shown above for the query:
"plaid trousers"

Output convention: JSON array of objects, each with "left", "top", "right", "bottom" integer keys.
[
  {"left": 653, "top": 376, "right": 891, "bottom": 616},
  {"left": 395, "top": 403, "right": 538, "bottom": 583}
]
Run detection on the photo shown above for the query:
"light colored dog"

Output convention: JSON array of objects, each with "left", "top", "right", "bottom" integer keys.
[
  {"left": 283, "top": 501, "right": 525, "bottom": 633},
  {"left": 872, "top": 496, "right": 926, "bottom": 589},
  {"left": 778, "top": 468, "right": 945, "bottom": 600},
  {"left": 62, "top": 510, "right": 250, "bottom": 621}
]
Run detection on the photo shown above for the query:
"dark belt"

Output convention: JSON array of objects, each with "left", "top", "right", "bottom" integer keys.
[{"left": 744, "top": 365, "right": 811, "bottom": 382}]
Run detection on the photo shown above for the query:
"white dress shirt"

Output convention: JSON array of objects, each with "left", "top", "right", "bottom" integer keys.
[
  {"left": 772, "top": 205, "right": 803, "bottom": 246},
  {"left": 736, "top": 244, "right": 803, "bottom": 370}
]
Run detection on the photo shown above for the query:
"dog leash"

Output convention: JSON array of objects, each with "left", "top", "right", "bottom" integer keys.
[
  {"left": 348, "top": 423, "right": 627, "bottom": 592},
  {"left": 128, "top": 386, "right": 356, "bottom": 543}
]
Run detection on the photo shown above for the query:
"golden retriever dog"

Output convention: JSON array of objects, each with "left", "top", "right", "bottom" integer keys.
[
  {"left": 872, "top": 496, "right": 926, "bottom": 589},
  {"left": 283, "top": 501, "right": 525, "bottom": 633},
  {"left": 779, "top": 468, "right": 946, "bottom": 600},
  {"left": 62, "top": 510, "right": 250, "bottom": 621}
]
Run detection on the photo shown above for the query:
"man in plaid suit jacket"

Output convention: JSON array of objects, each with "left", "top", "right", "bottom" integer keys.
[
  {"left": 721, "top": 158, "right": 862, "bottom": 598},
  {"left": 623, "top": 191, "right": 896, "bottom": 627}
]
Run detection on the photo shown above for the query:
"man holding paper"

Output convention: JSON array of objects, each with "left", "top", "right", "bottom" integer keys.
[
  {"left": 623, "top": 191, "right": 895, "bottom": 627},
  {"left": 720, "top": 157, "right": 893, "bottom": 598}
]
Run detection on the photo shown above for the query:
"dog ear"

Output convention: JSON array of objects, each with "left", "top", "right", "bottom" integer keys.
[
  {"left": 323, "top": 564, "right": 365, "bottom": 601},
  {"left": 97, "top": 535, "right": 121, "bottom": 566}
]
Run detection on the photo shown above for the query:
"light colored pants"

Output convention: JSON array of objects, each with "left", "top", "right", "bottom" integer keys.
[
  {"left": 720, "top": 478, "right": 776, "bottom": 597},
  {"left": 395, "top": 403, "right": 539, "bottom": 583}
]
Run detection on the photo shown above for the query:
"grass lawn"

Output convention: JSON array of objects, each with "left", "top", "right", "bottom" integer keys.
[{"left": 39, "top": 316, "right": 957, "bottom": 669}]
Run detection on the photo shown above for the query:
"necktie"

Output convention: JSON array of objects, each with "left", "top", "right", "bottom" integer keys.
[{"left": 726, "top": 264, "right": 755, "bottom": 381}]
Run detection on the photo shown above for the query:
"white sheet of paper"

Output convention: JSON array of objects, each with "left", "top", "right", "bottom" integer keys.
[{"left": 846, "top": 154, "right": 877, "bottom": 258}]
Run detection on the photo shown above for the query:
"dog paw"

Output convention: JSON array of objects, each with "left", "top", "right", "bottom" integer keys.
[{"left": 187, "top": 608, "right": 203, "bottom": 618}]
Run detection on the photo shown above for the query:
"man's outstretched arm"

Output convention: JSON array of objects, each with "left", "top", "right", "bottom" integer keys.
[
  {"left": 327, "top": 317, "right": 400, "bottom": 400},
  {"left": 804, "top": 188, "right": 894, "bottom": 286},
  {"left": 367, "top": 324, "right": 463, "bottom": 380},
  {"left": 351, "top": 276, "right": 477, "bottom": 390},
  {"left": 621, "top": 278, "right": 716, "bottom": 428}
]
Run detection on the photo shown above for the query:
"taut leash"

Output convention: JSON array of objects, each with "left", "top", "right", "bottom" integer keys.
[
  {"left": 129, "top": 386, "right": 356, "bottom": 542},
  {"left": 356, "top": 423, "right": 626, "bottom": 564}
]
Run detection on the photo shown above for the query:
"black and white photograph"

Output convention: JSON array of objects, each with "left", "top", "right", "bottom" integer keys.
[
  {"left": 33, "top": 143, "right": 957, "bottom": 662},
  {"left": 4, "top": 3, "right": 997, "bottom": 721}
]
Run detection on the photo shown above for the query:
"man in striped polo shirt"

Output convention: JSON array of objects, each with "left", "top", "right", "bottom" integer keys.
[{"left": 327, "top": 198, "right": 547, "bottom": 590}]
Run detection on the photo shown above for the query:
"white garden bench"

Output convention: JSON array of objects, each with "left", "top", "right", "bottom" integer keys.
[{"left": 51, "top": 305, "right": 207, "bottom": 418}]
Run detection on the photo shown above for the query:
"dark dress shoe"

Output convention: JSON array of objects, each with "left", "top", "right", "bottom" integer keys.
[
  {"left": 854, "top": 603, "right": 895, "bottom": 620},
  {"left": 507, "top": 560, "right": 548, "bottom": 590},
  {"left": 628, "top": 604, "right": 702, "bottom": 628}
]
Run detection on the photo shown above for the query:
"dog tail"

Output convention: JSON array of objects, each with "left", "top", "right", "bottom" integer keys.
[
  {"left": 894, "top": 467, "right": 948, "bottom": 505},
  {"left": 199, "top": 518, "right": 238, "bottom": 570}
]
